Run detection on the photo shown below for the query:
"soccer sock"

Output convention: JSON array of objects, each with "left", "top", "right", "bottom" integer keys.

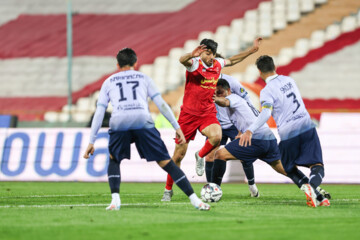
[
  {"left": 211, "top": 159, "right": 227, "bottom": 186},
  {"left": 165, "top": 174, "right": 174, "bottom": 191},
  {"left": 287, "top": 168, "right": 309, "bottom": 188},
  {"left": 199, "top": 140, "right": 217, "bottom": 158},
  {"left": 108, "top": 158, "right": 121, "bottom": 194},
  {"left": 242, "top": 163, "right": 255, "bottom": 185},
  {"left": 205, "top": 161, "right": 214, "bottom": 182},
  {"left": 162, "top": 160, "right": 194, "bottom": 197},
  {"left": 309, "top": 165, "right": 325, "bottom": 201}
]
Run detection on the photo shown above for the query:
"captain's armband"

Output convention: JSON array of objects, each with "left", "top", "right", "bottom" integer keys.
[{"left": 261, "top": 103, "right": 273, "bottom": 111}]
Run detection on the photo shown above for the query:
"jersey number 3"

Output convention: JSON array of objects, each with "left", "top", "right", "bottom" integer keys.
[
  {"left": 116, "top": 81, "right": 139, "bottom": 102},
  {"left": 286, "top": 92, "right": 300, "bottom": 114}
]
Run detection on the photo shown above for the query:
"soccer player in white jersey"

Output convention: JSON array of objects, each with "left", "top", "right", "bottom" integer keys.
[
  {"left": 205, "top": 73, "right": 260, "bottom": 197},
  {"left": 211, "top": 79, "right": 288, "bottom": 188},
  {"left": 83, "top": 48, "right": 210, "bottom": 211},
  {"left": 240, "top": 55, "right": 330, "bottom": 207}
]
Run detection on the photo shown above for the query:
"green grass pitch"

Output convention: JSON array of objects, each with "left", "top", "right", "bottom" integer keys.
[{"left": 1, "top": 182, "right": 359, "bottom": 240}]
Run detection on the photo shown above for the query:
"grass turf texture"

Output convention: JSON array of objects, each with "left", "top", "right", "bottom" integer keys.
[{"left": 0, "top": 182, "right": 359, "bottom": 240}]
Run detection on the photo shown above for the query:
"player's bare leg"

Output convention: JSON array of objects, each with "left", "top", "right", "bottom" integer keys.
[
  {"left": 270, "top": 160, "right": 287, "bottom": 176},
  {"left": 196, "top": 124, "right": 222, "bottom": 176},
  {"left": 162, "top": 142, "right": 189, "bottom": 201}
]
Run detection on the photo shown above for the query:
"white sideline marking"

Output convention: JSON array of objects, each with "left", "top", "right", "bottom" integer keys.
[
  {"left": 0, "top": 193, "right": 156, "bottom": 199},
  {"left": 0, "top": 199, "right": 358, "bottom": 209}
]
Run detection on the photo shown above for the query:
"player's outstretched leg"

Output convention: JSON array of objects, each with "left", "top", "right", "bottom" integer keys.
[
  {"left": 309, "top": 164, "right": 330, "bottom": 207},
  {"left": 159, "top": 160, "right": 210, "bottom": 211},
  {"left": 106, "top": 157, "right": 121, "bottom": 210},
  {"left": 162, "top": 143, "right": 188, "bottom": 201},
  {"left": 241, "top": 162, "right": 259, "bottom": 197}
]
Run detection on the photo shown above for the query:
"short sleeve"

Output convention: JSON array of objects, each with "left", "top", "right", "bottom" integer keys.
[
  {"left": 185, "top": 58, "right": 200, "bottom": 72},
  {"left": 97, "top": 81, "right": 110, "bottom": 108},
  {"left": 260, "top": 87, "right": 274, "bottom": 109},
  {"left": 226, "top": 94, "right": 241, "bottom": 109},
  {"left": 215, "top": 58, "right": 226, "bottom": 69}
]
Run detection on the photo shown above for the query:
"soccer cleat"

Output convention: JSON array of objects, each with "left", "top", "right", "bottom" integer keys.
[
  {"left": 106, "top": 201, "right": 120, "bottom": 211},
  {"left": 317, "top": 198, "right": 331, "bottom": 207},
  {"left": 195, "top": 151, "right": 205, "bottom": 176},
  {"left": 249, "top": 184, "right": 260, "bottom": 198},
  {"left": 300, "top": 184, "right": 317, "bottom": 208},
  {"left": 161, "top": 189, "right": 173, "bottom": 202},
  {"left": 196, "top": 202, "right": 211, "bottom": 211},
  {"left": 317, "top": 186, "right": 332, "bottom": 200}
]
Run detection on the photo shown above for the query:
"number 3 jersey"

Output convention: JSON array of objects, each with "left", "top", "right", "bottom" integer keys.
[
  {"left": 97, "top": 70, "right": 159, "bottom": 131},
  {"left": 225, "top": 94, "right": 275, "bottom": 140},
  {"left": 260, "top": 74, "right": 315, "bottom": 140}
]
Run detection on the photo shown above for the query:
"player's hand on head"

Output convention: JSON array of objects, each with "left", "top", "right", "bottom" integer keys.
[
  {"left": 175, "top": 128, "right": 186, "bottom": 145},
  {"left": 83, "top": 144, "right": 95, "bottom": 159},
  {"left": 239, "top": 130, "right": 253, "bottom": 147},
  {"left": 192, "top": 45, "right": 207, "bottom": 57}
]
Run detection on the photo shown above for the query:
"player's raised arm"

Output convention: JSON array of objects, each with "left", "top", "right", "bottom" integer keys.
[
  {"left": 224, "top": 37, "right": 262, "bottom": 67},
  {"left": 179, "top": 45, "right": 207, "bottom": 67}
]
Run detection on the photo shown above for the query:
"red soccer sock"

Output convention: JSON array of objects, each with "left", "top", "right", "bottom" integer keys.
[
  {"left": 199, "top": 140, "right": 217, "bottom": 158},
  {"left": 165, "top": 174, "right": 174, "bottom": 190}
]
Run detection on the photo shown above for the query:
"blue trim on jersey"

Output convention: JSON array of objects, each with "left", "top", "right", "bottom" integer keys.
[
  {"left": 150, "top": 93, "right": 161, "bottom": 100},
  {"left": 97, "top": 103, "right": 107, "bottom": 109}
]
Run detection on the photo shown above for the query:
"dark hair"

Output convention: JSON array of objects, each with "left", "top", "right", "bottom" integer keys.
[
  {"left": 200, "top": 38, "right": 218, "bottom": 54},
  {"left": 217, "top": 78, "right": 230, "bottom": 90},
  {"left": 256, "top": 55, "right": 275, "bottom": 73},
  {"left": 116, "top": 48, "right": 137, "bottom": 67}
]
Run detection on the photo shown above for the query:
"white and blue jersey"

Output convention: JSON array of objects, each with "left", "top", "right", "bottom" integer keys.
[
  {"left": 225, "top": 94, "right": 275, "bottom": 141},
  {"left": 260, "top": 75, "right": 315, "bottom": 140},
  {"left": 97, "top": 70, "right": 159, "bottom": 131},
  {"left": 216, "top": 74, "right": 252, "bottom": 129}
]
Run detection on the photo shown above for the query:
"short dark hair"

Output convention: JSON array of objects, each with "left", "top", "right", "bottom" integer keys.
[
  {"left": 217, "top": 78, "right": 230, "bottom": 90},
  {"left": 116, "top": 48, "right": 137, "bottom": 67},
  {"left": 200, "top": 38, "right": 218, "bottom": 54},
  {"left": 256, "top": 55, "right": 275, "bottom": 73}
]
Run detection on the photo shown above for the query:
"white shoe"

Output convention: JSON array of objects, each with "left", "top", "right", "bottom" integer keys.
[
  {"left": 161, "top": 189, "right": 173, "bottom": 202},
  {"left": 316, "top": 186, "right": 331, "bottom": 199},
  {"left": 106, "top": 200, "right": 120, "bottom": 211},
  {"left": 249, "top": 184, "right": 260, "bottom": 198},
  {"left": 195, "top": 151, "right": 205, "bottom": 176},
  {"left": 300, "top": 184, "right": 317, "bottom": 207},
  {"left": 196, "top": 202, "right": 210, "bottom": 211}
]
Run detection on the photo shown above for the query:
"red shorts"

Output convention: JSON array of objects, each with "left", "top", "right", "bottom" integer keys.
[{"left": 175, "top": 111, "right": 220, "bottom": 144}]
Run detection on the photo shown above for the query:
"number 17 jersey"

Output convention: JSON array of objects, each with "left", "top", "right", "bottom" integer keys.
[
  {"left": 260, "top": 75, "right": 315, "bottom": 140},
  {"left": 97, "top": 70, "right": 159, "bottom": 131}
]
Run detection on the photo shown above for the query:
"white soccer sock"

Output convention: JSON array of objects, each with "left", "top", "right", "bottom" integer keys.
[
  {"left": 112, "top": 193, "right": 121, "bottom": 205},
  {"left": 189, "top": 193, "right": 202, "bottom": 207}
]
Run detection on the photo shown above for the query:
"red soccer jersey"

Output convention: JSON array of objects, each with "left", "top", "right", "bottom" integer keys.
[{"left": 181, "top": 57, "right": 225, "bottom": 116}]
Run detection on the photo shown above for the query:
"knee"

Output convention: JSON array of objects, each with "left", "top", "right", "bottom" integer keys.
[
  {"left": 214, "top": 149, "right": 226, "bottom": 161},
  {"left": 173, "top": 153, "right": 185, "bottom": 164},
  {"left": 208, "top": 134, "right": 221, "bottom": 146}
]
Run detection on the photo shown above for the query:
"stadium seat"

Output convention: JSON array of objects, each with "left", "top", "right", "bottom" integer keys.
[
  {"left": 286, "top": 0, "right": 301, "bottom": 22},
  {"left": 325, "top": 24, "right": 341, "bottom": 40},
  {"left": 341, "top": 16, "right": 357, "bottom": 32},
  {"left": 294, "top": 38, "right": 310, "bottom": 57},
  {"left": 277, "top": 47, "right": 294, "bottom": 66},
  {"left": 44, "top": 111, "right": 59, "bottom": 123},
  {"left": 300, "top": 0, "right": 315, "bottom": 13},
  {"left": 309, "top": 30, "right": 325, "bottom": 49}
]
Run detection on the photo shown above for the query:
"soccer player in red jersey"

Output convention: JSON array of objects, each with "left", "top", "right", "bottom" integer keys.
[{"left": 161, "top": 37, "right": 262, "bottom": 201}]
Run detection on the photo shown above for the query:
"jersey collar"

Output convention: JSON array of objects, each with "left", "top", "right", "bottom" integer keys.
[{"left": 265, "top": 74, "right": 278, "bottom": 84}]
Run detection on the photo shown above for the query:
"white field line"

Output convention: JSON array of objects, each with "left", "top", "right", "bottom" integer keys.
[
  {"left": 0, "top": 193, "right": 157, "bottom": 199},
  {"left": 0, "top": 199, "right": 359, "bottom": 209}
]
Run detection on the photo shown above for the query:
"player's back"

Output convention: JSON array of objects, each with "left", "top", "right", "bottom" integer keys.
[
  {"left": 226, "top": 94, "right": 275, "bottom": 140},
  {"left": 98, "top": 70, "right": 158, "bottom": 131},
  {"left": 261, "top": 75, "right": 315, "bottom": 140}
]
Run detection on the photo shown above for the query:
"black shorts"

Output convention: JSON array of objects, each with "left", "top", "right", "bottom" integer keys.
[
  {"left": 108, "top": 128, "right": 170, "bottom": 162},
  {"left": 220, "top": 125, "right": 238, "bottom": 145}
]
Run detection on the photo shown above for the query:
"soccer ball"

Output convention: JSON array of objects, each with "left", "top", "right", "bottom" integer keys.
[{"left": 200, "top": 183, "right": 222, "bottom": 202}]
